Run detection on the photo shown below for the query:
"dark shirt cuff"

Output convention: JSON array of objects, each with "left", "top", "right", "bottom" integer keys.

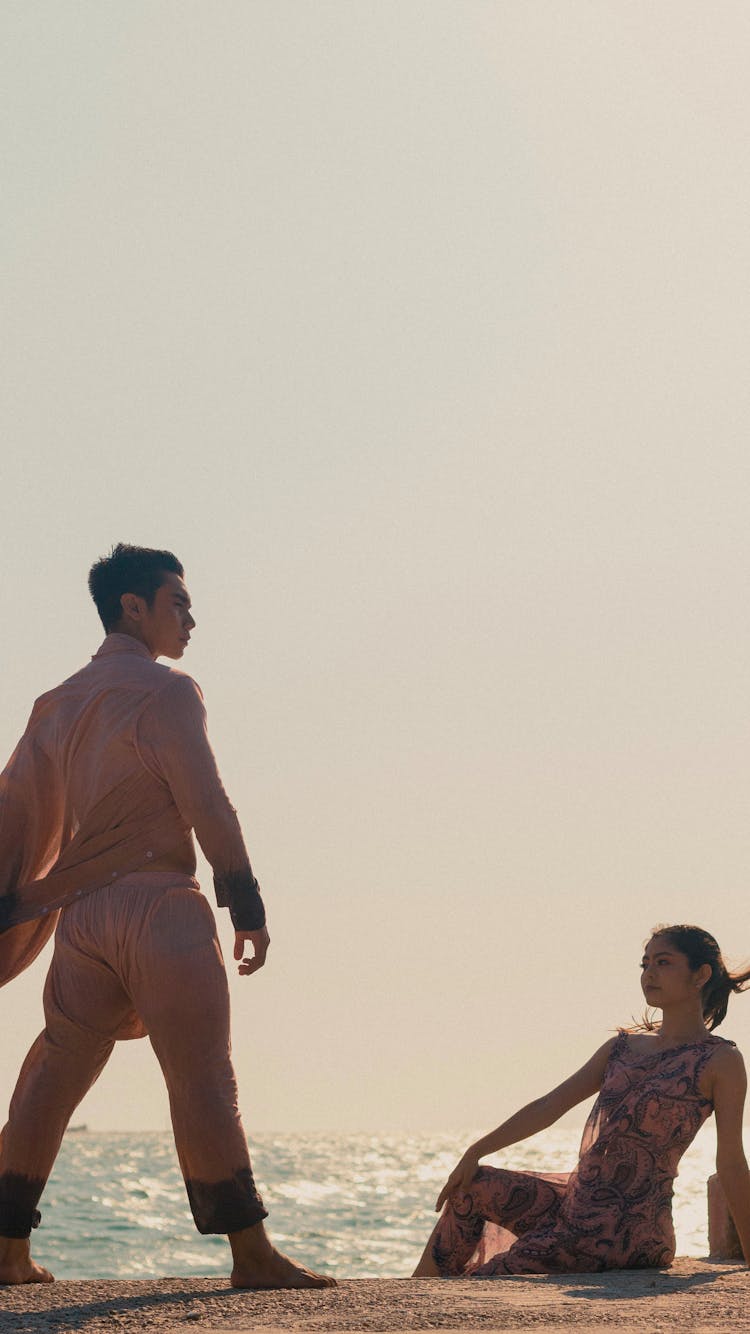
[{"left": 213, "top": 867, "right": 266, "bottom": 931}]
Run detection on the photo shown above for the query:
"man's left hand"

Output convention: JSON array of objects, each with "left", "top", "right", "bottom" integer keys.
[{"left": 234, "top": 927, "right": 270, "bottom": 976}]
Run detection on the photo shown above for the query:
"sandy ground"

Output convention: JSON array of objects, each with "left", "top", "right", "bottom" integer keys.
[{"left": 1, "top": 1261, "right": 749, "bottom": 1333}]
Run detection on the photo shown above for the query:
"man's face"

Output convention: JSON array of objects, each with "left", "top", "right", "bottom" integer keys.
[{"left": 121, "top": 571, "right": 195, "bottom": 660}]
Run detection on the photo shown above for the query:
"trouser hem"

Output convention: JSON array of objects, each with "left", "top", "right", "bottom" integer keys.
[
  {"left": 186, "top": 1167, "right": 268, "bottom": 1235},
  {"left": 0, "top": 1172, "right": 44, "bottom": 1238},
  {"left": 0, "top": 1215, "right": 40, "bottom": 1239},
  {"left": 194, "top": 1202, "right": 269, "bottom": 1235},
  {"left": 0, "top": 1173, "right": 43, "bottom": 1243}
]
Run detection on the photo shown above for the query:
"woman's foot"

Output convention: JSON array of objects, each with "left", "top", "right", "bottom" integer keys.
[
  {"left": 0, "top": 1237, "right": 54, "bottom": 1284},
  {"left": 229, "top": 1222, "right": 336, "bottom": 1289}
]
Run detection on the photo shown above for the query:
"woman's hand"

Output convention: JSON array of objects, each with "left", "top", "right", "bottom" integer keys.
[{"left": 435, "top": 1148, "right": 480, "bottom": 1212}]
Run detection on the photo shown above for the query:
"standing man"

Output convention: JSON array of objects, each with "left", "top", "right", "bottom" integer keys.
[{"left": 0, "top": 544, "right": 333, "bottom": 1289}]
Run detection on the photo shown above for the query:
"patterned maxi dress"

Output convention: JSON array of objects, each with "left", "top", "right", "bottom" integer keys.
[{"left": 432, "top": 1031, "right": 732, "bottom": 1275}]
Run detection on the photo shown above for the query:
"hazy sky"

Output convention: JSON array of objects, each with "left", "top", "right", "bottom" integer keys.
[{"left": 2, "top": 1, "right": 750, "bottom": 1138}]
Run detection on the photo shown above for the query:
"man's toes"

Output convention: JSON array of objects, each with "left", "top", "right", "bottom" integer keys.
[
  {"left": 27, "top": 1264, "right": 54, "bottom": 1284},
  {"left": 305, "top": 1270, "right": 336, "bottom": 1288}
]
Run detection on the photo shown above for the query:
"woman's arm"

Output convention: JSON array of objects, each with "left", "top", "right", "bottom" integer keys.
[
  {"left": 434, "top": 1036, "right": 615, "bottom": 1211},
  {"left": 712, "top": 1046, "right": 750, "bottom": 1265}
]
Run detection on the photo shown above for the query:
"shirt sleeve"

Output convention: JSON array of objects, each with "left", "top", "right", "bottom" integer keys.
[{"left": 135, "top": 675, "right": 266, "bottom": 930}]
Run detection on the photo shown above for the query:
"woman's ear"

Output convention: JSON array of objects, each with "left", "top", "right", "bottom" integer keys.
[{"left": 695, "top": 963, "right": 713, "bottom": 991}]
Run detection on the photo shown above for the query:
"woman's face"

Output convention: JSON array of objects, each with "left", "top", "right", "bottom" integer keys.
[{"left": 640, "top": 934, "right": 700, "bottom": 1009}]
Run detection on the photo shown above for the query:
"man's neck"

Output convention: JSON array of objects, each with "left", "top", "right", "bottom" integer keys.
[{"left": 108, "top": 625, "right": 157, "bottom": 660}]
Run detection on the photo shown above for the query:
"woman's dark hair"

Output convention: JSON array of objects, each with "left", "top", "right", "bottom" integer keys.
[
  {"left": 645, "top": 924, "right": 750, "bottom": 1031},
  {"left": 88, "top": 543, "right": 184, "bottom": 632}
]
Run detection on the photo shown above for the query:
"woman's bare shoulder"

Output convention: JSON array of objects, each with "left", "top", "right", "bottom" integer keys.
[
  {"left": 708, "top": 1039, "right": 745, "bottom": 1073},
  {"left": 700, "top": 1040, "right": 746, "bottom": 1101}
]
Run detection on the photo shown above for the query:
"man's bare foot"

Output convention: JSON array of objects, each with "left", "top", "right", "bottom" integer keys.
[
  {"left": 0, "top": 1237, "right": 54, "bottom": 1285},
  {"left": 231, "top": 1248, "right": 336, "bottom": 1289},
  {"left": 229, "top": 1222, "right": 335, "bottom": 1289}
]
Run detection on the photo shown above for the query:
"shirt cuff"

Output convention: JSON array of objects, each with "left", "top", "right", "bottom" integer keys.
[{"left": 213, "top": 867, "right": 266, "bottom": 931}]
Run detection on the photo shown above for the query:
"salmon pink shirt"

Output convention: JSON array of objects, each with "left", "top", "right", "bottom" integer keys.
[{"left": 0, "top": 634, "right": 264, "bottom": 986}]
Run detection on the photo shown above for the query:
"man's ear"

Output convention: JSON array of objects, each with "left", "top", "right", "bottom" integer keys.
[{"left": 120, "top": 593, "right": 144, "bottom": 622}]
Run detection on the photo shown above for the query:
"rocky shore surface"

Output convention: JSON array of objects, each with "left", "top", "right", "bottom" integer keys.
[{"left": 1, "top": 1261, "right": 748, "bottom": 1333}]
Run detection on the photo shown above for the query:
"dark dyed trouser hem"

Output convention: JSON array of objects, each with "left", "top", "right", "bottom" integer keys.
[
  {"left": 0, "top": 1172, "right": 44, "bottom": 1239},
  {"left": 186, "top": 1167, "right": 268, "bottom": 1234}
]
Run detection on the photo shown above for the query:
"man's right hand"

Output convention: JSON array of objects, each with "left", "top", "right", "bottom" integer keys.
[{"left": 234, "top": 926, "right": 270, "bottom": 977}]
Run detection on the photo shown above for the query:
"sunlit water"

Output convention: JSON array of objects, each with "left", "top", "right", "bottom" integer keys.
[{"left": 34, "top": 1126, "right": 719, "bottom": 1279}]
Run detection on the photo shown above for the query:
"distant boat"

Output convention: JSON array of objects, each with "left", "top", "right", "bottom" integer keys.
[{"left": 68, "top": 1124, "right": 88, "bottom": 1133}]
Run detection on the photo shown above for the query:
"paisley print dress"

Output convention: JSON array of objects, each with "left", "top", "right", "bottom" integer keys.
[{"left": 432, "top": 1032, "right": 731, "bottom": 1275}]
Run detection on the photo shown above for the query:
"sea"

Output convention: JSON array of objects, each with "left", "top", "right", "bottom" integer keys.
[{"left": 29, "top": 1125, "right": 720, "bottom": 1280}]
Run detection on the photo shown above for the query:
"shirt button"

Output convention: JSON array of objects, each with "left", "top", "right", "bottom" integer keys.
[{"left": 146, "top": 851, "right": 153, "bottom": 859}]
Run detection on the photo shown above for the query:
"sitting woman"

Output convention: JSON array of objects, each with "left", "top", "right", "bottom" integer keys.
[{"left": 413, "top": 924, "right": 750, "bottom": 1276}]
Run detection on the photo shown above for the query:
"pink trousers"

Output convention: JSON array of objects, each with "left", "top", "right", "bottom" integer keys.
[{"left": 0, "top": 874, "right": 266, "bottom": 1238}]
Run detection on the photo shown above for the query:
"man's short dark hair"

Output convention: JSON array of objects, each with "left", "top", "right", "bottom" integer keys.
[{"left": 88, "top": 543, "right": 184, "bottom": 632}]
